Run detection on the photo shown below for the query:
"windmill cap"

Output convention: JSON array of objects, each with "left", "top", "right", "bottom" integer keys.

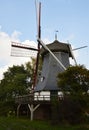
[{"left": 40, "top": 40, "right": 72, "bottom": 57}]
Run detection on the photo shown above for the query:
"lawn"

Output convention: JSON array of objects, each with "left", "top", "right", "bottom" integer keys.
[{"left": 0, "top": 117, "right": 89, "bottom": 130}]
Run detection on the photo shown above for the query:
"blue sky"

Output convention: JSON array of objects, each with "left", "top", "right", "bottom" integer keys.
[{"left": 0, "top": 0, "right": 89, "bottom": 79}]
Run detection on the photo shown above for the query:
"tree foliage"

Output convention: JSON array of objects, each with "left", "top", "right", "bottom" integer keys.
[
  {"left": 57, "top": 65, "right": 89, "bottom": 124},
  {"left": 0, "top": 59, "right": 36, "bottom": 115},
  {"left": 0, "top": 58, "right": 36, "bottom": 102},
  {"left": 57, "top": 65, "right": 89, "bottom": 95},
  {"left": 0, "top": 66, "right": 26, "bottom": 101}
]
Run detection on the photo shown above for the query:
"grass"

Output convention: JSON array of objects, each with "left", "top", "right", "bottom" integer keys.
[{"left": 0, "top": 117, "right": 89, "bottom": 130}]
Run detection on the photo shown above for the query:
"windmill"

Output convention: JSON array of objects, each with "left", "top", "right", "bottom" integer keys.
[
  {"left": 34, "top": 37, "right": 87, "bottom": 96},
  {"left": 11, "top": 1, "right": 87, "bottom": 94},
  {"left": 12, "top": 1, "right": 88, "bottom": 120}
]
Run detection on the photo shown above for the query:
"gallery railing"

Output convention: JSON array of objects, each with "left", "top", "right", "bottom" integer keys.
[{"left": 15, "top": 94, "right": 63, "bottom": 104}]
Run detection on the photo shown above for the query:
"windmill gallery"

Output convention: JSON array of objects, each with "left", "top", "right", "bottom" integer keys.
[{"left": 11, "top": 1, "right": 87, "bottom": 121}]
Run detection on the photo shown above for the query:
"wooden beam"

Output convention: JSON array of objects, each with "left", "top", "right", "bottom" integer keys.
[
  {"left": 28, "top": 104, "right": 40, "bottom": 121},
  {"left": 11, "top": 42, "right": 38, "bottom": 51},
  {"left": 17, "top": 104, "right": 21, "bottom": 117}
]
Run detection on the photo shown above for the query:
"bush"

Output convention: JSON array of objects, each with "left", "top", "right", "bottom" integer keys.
[
  {"left": 58, "top": 96, "right": 85, "bottom": 124},
  {"left": 0, "top": 100, "right": 16, "bottom": 116}
]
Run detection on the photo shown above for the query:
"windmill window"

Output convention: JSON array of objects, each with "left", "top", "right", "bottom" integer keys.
[{"left": 41, "top": 76, "right": 45, "bottom": 82}]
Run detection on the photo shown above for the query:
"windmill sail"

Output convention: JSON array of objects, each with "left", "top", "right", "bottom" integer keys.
[
  {"left": 68, "top": 44, "right": 77, "bottom": 65},
  {"left": 33, "top": 1, "right": 41, "bottom": 87},
  {"left": 11, "top": 42, "right": 38, "bottom": 58}
]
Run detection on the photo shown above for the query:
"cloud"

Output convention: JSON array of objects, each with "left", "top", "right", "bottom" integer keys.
[
  {"left": 0, "top": 25, "right": 2, "bottom": 30},
  {"left": 0, "top": 30, "right": 37, "bottom": 80},
  {"left": 43, "top": 38, "right": 51, "bottom": 45},
  {"left": 11, "top": 30, "right": 22, "bottom": 42},
  {"left": 0, "top": 31, "right": 10, "bottom": 60},
  {"left": 22, "top": 40, "right": 37, "bottom": 48}
]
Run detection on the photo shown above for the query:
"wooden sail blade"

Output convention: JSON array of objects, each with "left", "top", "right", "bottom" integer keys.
[
  {"left": 11, "top": 41, "right": 38, "bottom": 51},
  {"left": 11, "top": 47, "right": 37, "bottom": 57},
  {"left": 33, "top": 1, "right": 41, "bottom": 87},
  {"left": 11, "top": 42, "right": 38, "bottom": 57},
  {"left": 68, "top": 44, "right": 77, "bottom": 65},
  {"left": 72, "top": 46, "right": 88, "bottom": 51}
]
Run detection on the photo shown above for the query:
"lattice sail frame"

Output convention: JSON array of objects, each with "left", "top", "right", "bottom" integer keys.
[{"left": 11, "top": 42, "right": 38, "bottom": 58}]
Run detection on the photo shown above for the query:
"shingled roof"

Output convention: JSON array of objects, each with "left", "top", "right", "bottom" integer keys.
[{"left": 40, "top": 40, "right": 73, "bottom": 58}]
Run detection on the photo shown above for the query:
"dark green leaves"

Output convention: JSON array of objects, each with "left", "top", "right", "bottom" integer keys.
[{"left": 57, "top": 65, "right": 89, "bottom": 94}]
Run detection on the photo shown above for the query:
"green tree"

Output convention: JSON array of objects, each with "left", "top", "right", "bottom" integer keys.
[
  {"left": 0, "top": 60, "right": 35, "bottom": 116},
  {"left": 0, "top": 57, "right": 43, "bottom": 116},
  {"left": 25, "top": 58, "right": 36, "bottom": 87},
  {"left": 57, "top": 65, "right": 89, "bottom": 124},
  {"left": 57, "top": 65, "right": 89, "bottom": 95},
  {"left": 0, "top": 65, "right": 28, "bottom": 101}
]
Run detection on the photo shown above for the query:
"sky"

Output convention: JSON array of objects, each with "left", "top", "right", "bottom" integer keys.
[{"left": 0, "top": 0, "right": 89, "bottom": 79}]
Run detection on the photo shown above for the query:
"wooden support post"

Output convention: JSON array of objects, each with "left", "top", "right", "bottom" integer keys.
[
  {"left": 17, "top": 104, "right": 21, "bottom": 117},
  {"left": 28, "top": 104, "right": 40, "bottom": 121}
]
